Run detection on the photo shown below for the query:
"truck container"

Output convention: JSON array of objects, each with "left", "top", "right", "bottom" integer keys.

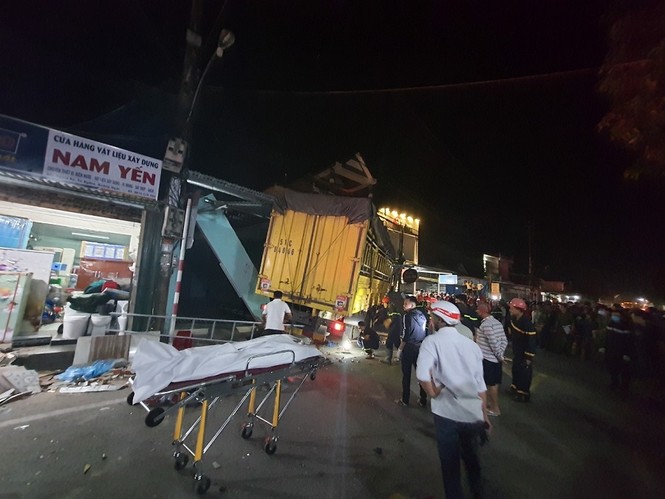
[{"left": 255, "top": 187, "right": 394, "bottom": 330}]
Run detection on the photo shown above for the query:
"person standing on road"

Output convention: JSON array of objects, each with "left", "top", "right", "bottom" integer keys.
[
  {"left": 395, "top": 295, "right": 428, "bottom": 407},
  {"left": 455, "top": 294, "right": 481, "bottom": 339},
  {"left": 261, "top": 290, "right": 292, "bottom": 335},
  {"left": 507, "top": 298, "right": 537, "bottom": 402},
  {"left": 417, "top": 300, "right": 490, "bottom": 499},
  {"left": 382, "top": 312, "right": 403, "bottom": 365},
  {"left": 605, "top": 306, "right": 635, "bottom": 391},
  {"left": 476, "top": 302, "right": 508, "bottom": 416}
]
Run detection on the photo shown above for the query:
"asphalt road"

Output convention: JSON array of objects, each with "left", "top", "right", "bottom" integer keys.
[{"left": 1, "top": 342, "right": 663, "bottom": 499}]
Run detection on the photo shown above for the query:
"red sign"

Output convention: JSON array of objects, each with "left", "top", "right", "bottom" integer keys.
[
  {"left": 334, "top": 295, "right": 348, "bottom": 311},
  {"left": 260, "top": 278, "right": 271, "bottom": 291}
]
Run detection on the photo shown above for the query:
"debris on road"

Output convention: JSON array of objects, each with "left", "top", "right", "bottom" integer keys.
[
  {"left": 0, "top": 366, "right": 41, "bottom": 400},
  {"left": 56, "top": 359, "right": 128, "bottom": 382},
  {"left": 51, "top": 359, "right": 132, "bottom": 394},
  {"left": 0, "top": 350, "right": 17, "bottom": 366},
  {"left": 59, "top": 384, "right": 126, "bottom": 393}
]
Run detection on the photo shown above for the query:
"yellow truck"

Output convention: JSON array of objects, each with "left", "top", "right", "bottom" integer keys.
[{"left": 255, "top": 187, "right": 395, "bottom": 334}]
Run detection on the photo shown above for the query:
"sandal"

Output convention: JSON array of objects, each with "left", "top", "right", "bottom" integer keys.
[{"left": 394, "top": 399, "right": 408, "bottom": 407}]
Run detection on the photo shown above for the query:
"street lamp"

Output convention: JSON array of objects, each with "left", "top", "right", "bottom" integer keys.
[
  {"left": 186, "top": 29, "right": 235, "bottom": 129},
  {"left": 164, "top": 29, "right": 235, "bottom": 176}
]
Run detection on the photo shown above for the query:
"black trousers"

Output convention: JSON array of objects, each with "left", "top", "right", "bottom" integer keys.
[
  {"left": 433, "top": 414, "right": 483, "bottom": 499},
  {"left": 511, "top": 352, "right": 533, "bottom": 396},
  {"left": 401, "top": 344, "right": 426, "bottom": 405}
]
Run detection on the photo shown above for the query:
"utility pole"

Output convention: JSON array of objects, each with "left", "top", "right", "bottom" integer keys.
[
  {"left": 134, "top": 0, "right": 234, "bottom": 334},
  {"left": 149, "top": 0, "right": 205, "bottom": 335}
]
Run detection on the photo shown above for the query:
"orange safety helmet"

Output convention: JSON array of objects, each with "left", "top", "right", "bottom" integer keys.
[{"left": 509, "top": 298, "right": 528, "bottom": 311}]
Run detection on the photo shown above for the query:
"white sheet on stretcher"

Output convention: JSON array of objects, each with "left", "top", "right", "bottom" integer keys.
[{"left": 131, "top": 335, "right": 323, "bottom": 404}]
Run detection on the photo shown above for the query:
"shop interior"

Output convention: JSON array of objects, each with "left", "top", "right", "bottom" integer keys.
[{"left": 0, "top": 200, "right": 141, "bottom": 343}]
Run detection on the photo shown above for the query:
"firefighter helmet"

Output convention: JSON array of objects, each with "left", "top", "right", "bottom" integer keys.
[{"left": 509, "top": 298, "right": 528, "bottom": 311}]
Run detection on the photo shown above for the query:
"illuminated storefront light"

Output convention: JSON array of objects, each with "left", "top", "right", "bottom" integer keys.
[{"left": 378, "top": 207, "right": 421, "bottom": 232}]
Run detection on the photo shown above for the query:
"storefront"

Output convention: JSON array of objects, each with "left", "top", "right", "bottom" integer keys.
[{"left": 0, "top": 114, "right": 162, "bottom": 343}]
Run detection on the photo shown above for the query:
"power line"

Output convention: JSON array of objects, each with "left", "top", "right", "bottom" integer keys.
[{"left": 225, "top": 67, "right": 599, "bottom": 97}]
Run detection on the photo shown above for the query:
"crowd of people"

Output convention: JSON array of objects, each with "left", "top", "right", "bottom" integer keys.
[
  {"left": 357, "top": 291, "right": 665, "bottom": 498},
  {"left": 364, "top": 291, "right": 665, "bottom": 393},
  {"left": 262, "top": 288, "right": 664, "bottom": 497},
  {"left": 528, "top": 300, "right": 665, "bottom": 391}
]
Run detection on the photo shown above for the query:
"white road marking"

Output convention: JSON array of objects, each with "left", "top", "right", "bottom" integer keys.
[{"left": 0, "top": 397, "right": 126, "bottom": 430}]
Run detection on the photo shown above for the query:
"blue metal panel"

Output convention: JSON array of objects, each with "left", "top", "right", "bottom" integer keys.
[{"left": 196, "top": 196, "right": 264, "bottom": 320}]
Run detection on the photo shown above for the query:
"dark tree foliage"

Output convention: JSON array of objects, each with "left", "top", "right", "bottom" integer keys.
[{"left": 598, "top": 0, "right": 665, "bottom": 178}]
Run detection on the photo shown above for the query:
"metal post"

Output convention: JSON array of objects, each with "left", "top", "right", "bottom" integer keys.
[{"left": 169, "top": 197, "right": 193, "bottom": 339}]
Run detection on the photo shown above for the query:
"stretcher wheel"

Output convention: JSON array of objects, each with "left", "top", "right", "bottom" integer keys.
[
  {"left": 241, "top": 424, "right": 253, "bottom": 439},
  {"left": 126, "top": 392, "right": 134, "bottom": 405},
  {"left": 194, "top": 475, "right": 211, "bottom": 494},
  {"left": 145, "top": 407, "right": 165, "bottom": 427},
  {"left": 174, "top": 452, "right": 189, "bottom": 470},
  {"left": 310, "top": 371, "right": 317, "bottom": 381},
  {"left": 264, "top": 438, "right": 277, "bottom": 455}
]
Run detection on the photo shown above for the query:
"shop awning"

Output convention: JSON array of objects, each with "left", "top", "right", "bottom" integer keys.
[{"left": 0, "top": 169, "right": 159, "bottom": 221}]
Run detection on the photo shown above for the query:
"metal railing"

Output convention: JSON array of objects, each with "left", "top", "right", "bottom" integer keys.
[{"left": 106, "top": 311, "right": 262, "bottom": 346}]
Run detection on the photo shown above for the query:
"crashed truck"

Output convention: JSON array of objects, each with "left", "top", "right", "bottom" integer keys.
[{"left": 184, "top": 176, "right": 397, "bottom": 340}]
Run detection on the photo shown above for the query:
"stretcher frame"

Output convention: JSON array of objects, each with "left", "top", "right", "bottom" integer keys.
[{"left": 129, "top": 349, "right": 323, "bottom": 494}]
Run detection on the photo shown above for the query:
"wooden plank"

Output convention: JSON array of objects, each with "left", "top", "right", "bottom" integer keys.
[{"left": 88, "top": 335, "right": 131, "bottom": 363}]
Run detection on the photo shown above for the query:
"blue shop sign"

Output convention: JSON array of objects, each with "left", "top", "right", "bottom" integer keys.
[{"left": 0, "top": 115, "right": 49, "bottom": 175}]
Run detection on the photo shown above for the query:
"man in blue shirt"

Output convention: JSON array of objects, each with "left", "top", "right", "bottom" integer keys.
[{"left": 395, "top": 295, "right": 428, "bottom": 407}]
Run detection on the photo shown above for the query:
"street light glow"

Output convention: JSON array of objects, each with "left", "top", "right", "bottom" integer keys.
[
  {"left": 215, "top": 29, "right": 235, "bottom": 57},
  {"left": 377, "top": 207, "right": 421, "bottom": 230}
]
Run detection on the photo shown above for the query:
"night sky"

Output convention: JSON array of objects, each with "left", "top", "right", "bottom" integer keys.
[{"left": 1, "top": 1, "right": 663, "bottom": 301}]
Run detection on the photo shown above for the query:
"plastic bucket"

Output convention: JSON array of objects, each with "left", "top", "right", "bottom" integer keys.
[
  {"left": 88, "top": 314, "right": 112, "bottom": 336},
  {"left": 63, "top": 313, "right": 90, "bottom": 339}
]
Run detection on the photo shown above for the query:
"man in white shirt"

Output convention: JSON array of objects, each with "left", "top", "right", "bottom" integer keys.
[
  {"left": 417, "top": 300, "right": 490, "bottom": 499},
  {"left": 261, "top": 290, "right": 292, "bottom": 335}
]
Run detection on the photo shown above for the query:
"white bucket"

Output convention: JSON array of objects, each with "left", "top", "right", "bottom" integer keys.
[
  {"left": 88, "top": 314, "right": 112, "bottom": 336},
  {"left": 116, "top": 300, "right": 129, "bottom": 334},
  {"left": 63, "top": 313, "right": 90, "bottom": 339}
]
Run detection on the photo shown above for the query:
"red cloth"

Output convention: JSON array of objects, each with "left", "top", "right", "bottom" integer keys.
[{"left": 101, "top": 280, "right": 120, "bottom": 291}]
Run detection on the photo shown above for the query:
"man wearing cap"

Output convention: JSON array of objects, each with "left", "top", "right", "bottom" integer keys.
[
  {"left": 417, "top": 300, "right": 490, "bottom": 499},
  {"left": 508, "top": 298, "right": 537, "bottom": 402}
]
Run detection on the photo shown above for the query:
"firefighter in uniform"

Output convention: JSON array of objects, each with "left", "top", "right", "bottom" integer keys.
[{"left": 507, "top": 298, "right": 537, "bottom": 402}]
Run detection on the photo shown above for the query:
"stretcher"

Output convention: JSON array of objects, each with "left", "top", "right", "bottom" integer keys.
[{"left": 127, "top": 335, "right": 324, "bottom": 494}]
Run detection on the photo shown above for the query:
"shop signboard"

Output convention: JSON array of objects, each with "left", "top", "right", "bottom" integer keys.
[
  {"left": 0, "top": 114, "right": 162, "bottom": 200},
  {"left": 438, "top": 273, "right": 457, "bottom": 285}
]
